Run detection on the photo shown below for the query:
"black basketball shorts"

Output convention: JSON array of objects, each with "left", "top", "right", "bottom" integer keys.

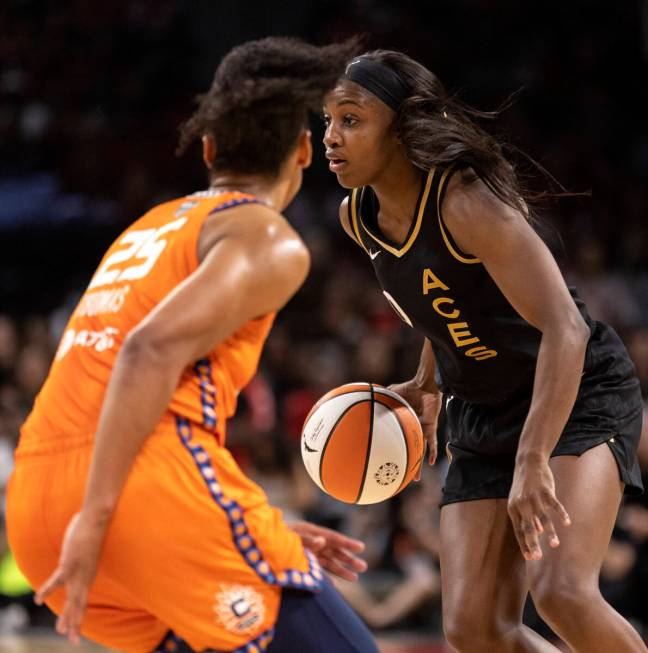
[{"left": 441, "top": 322, "right": 644, "bottom": 506}]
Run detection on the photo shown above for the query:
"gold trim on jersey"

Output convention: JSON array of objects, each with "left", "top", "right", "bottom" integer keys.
[
  {"left": 357, "top": 170, "right": 434, "bottom": 258},
  {"left": 350, "top": 189, "right": 370, "bottom": 255},
  {"left": 436, "top": 167, "right": 481, "bottom": 265}
]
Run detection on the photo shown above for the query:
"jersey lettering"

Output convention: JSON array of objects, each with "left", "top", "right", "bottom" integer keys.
[
  {"left": 422, "top": 267, "right": 498, "bottom": 361},
  {"left": 55, "top": 327, "right": 119, "bottom": 361},
  {"left": 432, "top": 297, "right": 459, "bottom": 319},
  {"left": 88, "top": 217, "right": 188, "bottom": 289},
  {"left": 447, "top": 322, "right": 480, "bottom": 347},
  {"left": 76, "top": 286, "right": 131, "bottom": 317},
  {"left": 422, "top": 268, "right": 450, "bottom": 294}
]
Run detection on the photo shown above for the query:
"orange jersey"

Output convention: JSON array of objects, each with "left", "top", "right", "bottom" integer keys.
[
  {"left": 9, "top": 190, "right": 321, "bottom": 652},
  {"left": 20, "top": 190, "right": 274, "bottom": 453}
]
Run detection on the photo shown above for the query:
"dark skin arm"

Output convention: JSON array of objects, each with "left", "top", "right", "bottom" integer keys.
[
  {"left": 388, "top": 339, "right": 442, "bottom": 469},
  {"left": 442, "top": 172, "right": 589, "bottom": 560},
  {"left": 338, "top": 196, "right": 357, "bottom": 242}
]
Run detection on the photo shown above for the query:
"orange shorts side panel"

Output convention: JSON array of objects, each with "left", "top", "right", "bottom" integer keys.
[{"left": 7, "top": 418, "right": 322, "bottom": 653}]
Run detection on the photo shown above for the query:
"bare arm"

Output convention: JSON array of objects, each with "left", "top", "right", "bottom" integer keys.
[
  {"left": 339, "top": 197, "right": 355, "bottom": 240},
  {"left": 413, "top": 338, "right": 440, "bottom": 394},
  {"left": 390, "top": 339, "right": 443, "bottom": 467},
  {"left": 443, "top": 174, "right": 588, "bottom": 558},
  {"left": 83, "top": 205, "right": 309, "bottom": 521},
  {"left": 338, "top": 197, "right": 367, "bottom": 250}
]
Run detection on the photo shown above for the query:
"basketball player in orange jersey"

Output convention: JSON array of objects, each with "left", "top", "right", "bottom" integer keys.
[
  {"left": 6, "top": 38, "right": 381, "bottom": 653},
  {"left": 323, "top": 51, "right": 646, "bottom": 652}
]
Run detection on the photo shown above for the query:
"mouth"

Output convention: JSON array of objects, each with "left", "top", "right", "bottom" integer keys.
[{"left": 328, "top": 158, "right": 348, "bottom": 173}]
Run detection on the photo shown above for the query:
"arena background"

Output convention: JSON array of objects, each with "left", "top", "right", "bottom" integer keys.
[{"left": 1, "top": 1, "right": 647, "bottom": 651}]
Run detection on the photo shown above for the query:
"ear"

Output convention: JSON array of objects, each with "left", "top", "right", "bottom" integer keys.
[
  {"left": 202, "top": 134, "right": 215, "bottom": 169},
  {"left": 296, "top": 129, "right": 313, "bottom": 169}
]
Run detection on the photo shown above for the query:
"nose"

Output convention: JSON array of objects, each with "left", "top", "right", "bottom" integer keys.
[{"left": 323, "top": 121, "right": 341, "bottom": 149}]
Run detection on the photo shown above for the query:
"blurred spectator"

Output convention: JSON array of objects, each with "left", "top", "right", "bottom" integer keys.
[
  {"left": 565, "top": 237, "right": 642, "bottom": 330},
  {"left": 333, "top": 475, "right": 443, "bottom": 632}
]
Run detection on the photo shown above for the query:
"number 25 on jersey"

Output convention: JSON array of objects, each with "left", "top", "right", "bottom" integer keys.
[{"left": 88, "top": 217, "right": 187, "bottom": 290}]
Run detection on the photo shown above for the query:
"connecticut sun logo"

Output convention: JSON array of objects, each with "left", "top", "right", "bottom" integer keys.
[{"left": 213, "top": 584, "right": 265, "bottom": 634}]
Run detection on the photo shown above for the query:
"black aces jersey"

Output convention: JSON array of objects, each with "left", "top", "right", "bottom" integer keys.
[{"left": 347, "top": 166, "right": 596, "bottom": 405}]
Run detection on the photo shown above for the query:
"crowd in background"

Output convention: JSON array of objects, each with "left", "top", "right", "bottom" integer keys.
[{"left": 1, "top": 0, "right": 648, "bottom": 645}]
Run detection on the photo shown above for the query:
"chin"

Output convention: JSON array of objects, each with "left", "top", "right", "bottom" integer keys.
[{"left": 333, "top": 171, "right": 366, "bottom": 190}]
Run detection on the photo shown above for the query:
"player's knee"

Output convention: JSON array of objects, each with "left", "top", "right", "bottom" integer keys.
[
  {"left": 530, "top": 571, "right": 599, "bottom": 626},
  {"left": 443, "top": 626, "right": 513, "bottom": 653},
  {"left": 443, "top": 606, "right": 514, "bottom": 653}
]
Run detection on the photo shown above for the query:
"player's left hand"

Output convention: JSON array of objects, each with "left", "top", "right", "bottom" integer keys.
[
  {"left": 287, "top": 520, "right": 368, "bottom": 582},
  {"left": 35, "top": 511, "right": 108, "bottom": 646},
  {"left": 508, "top": 458, "right": 571, "bottom": 561}
]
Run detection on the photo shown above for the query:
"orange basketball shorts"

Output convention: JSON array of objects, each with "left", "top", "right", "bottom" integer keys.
[{"left": 7, "top": 415, "right": 322, "bottom": 653}]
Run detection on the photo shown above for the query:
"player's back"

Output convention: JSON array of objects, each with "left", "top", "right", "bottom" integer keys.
[{"left": 19, "top": 191, "right": 274, "bottom": 455}]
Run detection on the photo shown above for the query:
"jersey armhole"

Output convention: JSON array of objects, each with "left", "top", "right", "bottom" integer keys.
[
  {"left": 436, "top": 165, "right": 481, "bottom": 265},
  {"left": 348, "top": 189, "right": 370, "bottom": 255}
]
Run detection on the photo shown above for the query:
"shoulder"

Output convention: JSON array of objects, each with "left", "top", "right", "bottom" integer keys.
[
  {"left": 338, "top": 196, "right": 354, "bottom": 239},
  {"left": 441, "top": 168, "right": 529, "bottom": 255},
  {"left": 198, "top": 202, "right": 309, "bottom": 271},
  {"left": 338, "top": 194, "right": 367, "bottom": 250},
  {"left": 440, "top": 169, "right": 543, "bottom": 264},
  {"left": 444, "top": 168, "right": 521, "bottom": 226}
]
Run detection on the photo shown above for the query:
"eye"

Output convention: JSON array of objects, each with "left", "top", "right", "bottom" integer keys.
[
  {"left": 321, "top": 114, "right": 331, "bottom": 127},
  {"left": 342, "top": 115, "right": 358, "bottom": 126}
]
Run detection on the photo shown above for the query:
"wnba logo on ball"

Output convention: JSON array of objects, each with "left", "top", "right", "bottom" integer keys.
[{"left": 374, "top": 462, "right": 400, "bottom": 486}]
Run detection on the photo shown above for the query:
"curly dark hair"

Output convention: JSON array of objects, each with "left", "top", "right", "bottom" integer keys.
[
  {"left": 358, "top": 50, "right": 574, "bottom": 216},
  {"left": 178, "top": 36, "right": 361, "bottom": 178}
]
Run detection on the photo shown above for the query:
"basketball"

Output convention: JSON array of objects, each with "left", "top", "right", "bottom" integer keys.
[{"left": 300, "top": 382, "right": 425, "bottom": 504}]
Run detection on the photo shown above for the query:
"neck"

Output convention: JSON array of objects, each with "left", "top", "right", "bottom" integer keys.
[
  {"left": 208, "top": 172, "right": 290, "bottom": 211},
  {"left": 370, "top": 158, "right": 421, "bottom": 227}
]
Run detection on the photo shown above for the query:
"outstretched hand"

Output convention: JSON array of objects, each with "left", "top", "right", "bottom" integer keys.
[
  {"left": 388, "top": 381, "right": 443, "bottom": 475},
  {"left": 35, "top": 512, "right": 108, "bottom": 646},
  {"left": 508, "top": 458, "right": 571, "bottom": 561},
  {"left": 288, "top": 520, "right": 368, "bottom": 582}
]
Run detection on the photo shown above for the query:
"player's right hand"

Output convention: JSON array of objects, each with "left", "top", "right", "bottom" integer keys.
[
  {"left": 288, "top": 520, "right": 368, "bottom": 582},
  {"left": 388, "top": 381, "right": 443, "bottom": 473},
  {"left": 35, "top": 511, "right": 107, "bottom": 646}
]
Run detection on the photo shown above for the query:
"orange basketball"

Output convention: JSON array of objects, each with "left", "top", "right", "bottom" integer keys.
[{"left": 300, "top": 382, "right": 425, "bottom": 504}]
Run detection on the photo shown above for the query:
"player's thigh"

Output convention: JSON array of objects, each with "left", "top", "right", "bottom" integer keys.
[
  {"left": 526, "top": 442, "right": 623, "bottom": 594},
  {"left": 99, "top": 433, "right": 291, "bottom": 652},
  {"left": 440, "top": 498, "right": 528, "bottom": 627},
  {"left": 65, "top": 595, "right": 166, "bottom": 653},
  {"left": 7, "top": 454, "right": 167, "bottom": 653},
  {"left": 36, "top": 563, "right": 166, "bottom": 653},
  {"left": 267, "top": 576, "right": 379, "bottom": 653}
]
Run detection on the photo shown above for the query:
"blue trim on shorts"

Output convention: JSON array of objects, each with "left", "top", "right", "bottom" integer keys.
[
  {"left": 175, "top": 417, "right": 323, "bottom": 592},
  {"left": 193, "top": 358, "right": 217, "bottom": 431},
  {"left": 152, "top": 626, "right": 276, "bottom": 653},
  {"left": 230, "top": 625, "right": 275, "bottom": 653},
  {"left": 151, "top": 630, "right": 184, "bottom": 652}
]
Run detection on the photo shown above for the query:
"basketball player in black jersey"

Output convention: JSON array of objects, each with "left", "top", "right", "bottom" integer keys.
[{"left": 323, "top": 51, "right": 646, "bottom": 653}]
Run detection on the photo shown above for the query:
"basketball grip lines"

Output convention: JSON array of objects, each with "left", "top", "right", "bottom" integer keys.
[{"left": 355, "top": 383, "right": 375, "bottom": 503}]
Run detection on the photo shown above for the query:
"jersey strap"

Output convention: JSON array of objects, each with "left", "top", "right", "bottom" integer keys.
[{"left": 436, "top": 165, "right": 481, "bottom": 265}]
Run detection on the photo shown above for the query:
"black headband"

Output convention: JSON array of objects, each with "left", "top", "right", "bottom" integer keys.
[{"left": 343, "top": 57, "right": 409, "bottom": 112}]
